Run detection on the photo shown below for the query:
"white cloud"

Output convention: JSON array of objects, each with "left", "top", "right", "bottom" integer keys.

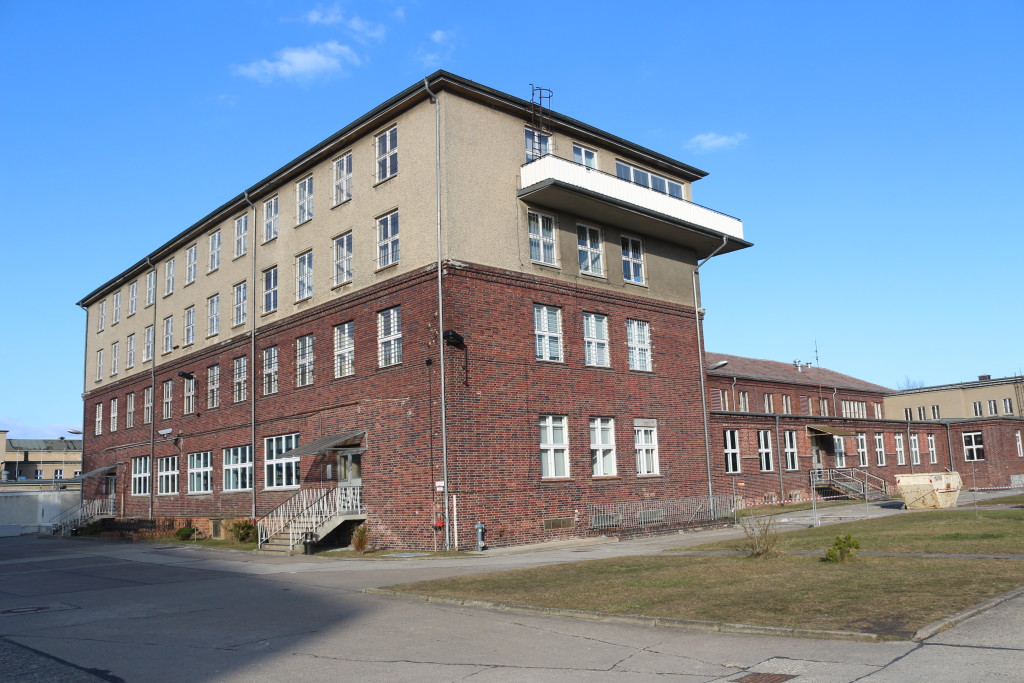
[
  {"left": 417, "top": 28, "right": 455, "bottom": 69},
  {"left": 232, "top": 41, "right": 361, "bottom": 83},
  {"left": 301, "top": 6, "right": 386, "bottom": 42},
  {"left": 392, "top": 6, "right": 406, "bottom": 21},
  {"left": 345, "top": 16, "right": 387, "bottom": 42},
  {"left": 686, "top": 132, "right": 748, "bottom": 153},
  {"left": 304, "top": 6, "right": 344, "bottom": 25}
]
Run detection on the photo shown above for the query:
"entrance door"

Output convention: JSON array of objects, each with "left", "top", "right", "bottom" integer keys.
[
  {"left": 811, "top": 446, "right": 823, "bottom": 469},
  {"left": 337, "top": 453, "right": 361, "bottom": 486}
]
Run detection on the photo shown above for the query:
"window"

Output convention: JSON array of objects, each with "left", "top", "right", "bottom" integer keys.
[
  {"left": 842, "top": 400, "right": 867, "bottom": 418},
  {"left": 1016, "top": 430, "right": 1023, "bottom": 457},
  {"left": 910, "top": 434, "right": 921, "bottom": 465},
  {"left": 223, "top": 446, "right": 252, "bottom": 491},
  {"left": 524, "top": 128, "right": 550, "bottom": 162},
  {"left": 95, "top": 348, "right": 104, "bottom": 381},
  {"left": 334, "top": 322, "right": 354, "bottom": 377},
  {"left": 626, "top": 319, "right": 652, "bottom": 371},
  {"left": 1005, "top": 398, "right": 1015, "bottom": 415},
  {"left": 378, "top": 306, "right": 402, "bottom": 367},
  {"left": 874, "top": 402, "right": 883, "bottom": 418},
  {"left": 539, "top": 415, "right": 568, "bottom": 478},
  {"left": 185, "top": 244, "right": 197, "bottom": 284},
  {"left": 143, "top": 386, "right": 153, "bottom": 424},
  {"left": 232, "top": 356, "right": 247, "bottom": 402},
  {"left": 875, "top": 433, "right": 886, "bottom": 466},
  {"left": 904, "top": 408, "right": 912, "bottom": 420},
  {"left": 376, "top": 126, "right": 398, "bottom": 181},
  {"left": 234, "top": 214, "right": 248, "bottom": 258},
  {"left": 895, "top": 433, "right": 906, "bottom": 465},
  {"left": 162, "top": 379, "right": 173, "bottom": 419},
  {"left": 376, "top": 211, "right": 399, "bottom": 268},
  {"left": 963, "top": 432, "right": 985, "bottom": 461},
  {"left": 34, "top": 469, "right": 43, "bottom": 479},
  {"left": 296, "top": 251, "right": 313, "bottom": 300},
  {"left": 757, "top": 430, "right": 774, "bottom": 471},
  {"left": 589, "top": 417, "right": 616, "bottom": 476},
  {"left": 97, "top": 300, "right": 106, "bottom": 332},
  {"left": 146, "top": 271, "right": 156, "bottom": 306},
  {"left": 207, "top": 294, "right": 220, "bottom": 336},
  {"left": 143, "top": 325, "right": 154, "bottom": 362},
  {"left": 126, "top": 392, "right": 134, "bottom": 428},
  {"left": 784, "top": 430, "right": 799, "bottom": 470},
  {"left": 207, "top": 365, "right": 220, "bottom": 409},
  {"left": 263, "top": 267, "right": 278, "bottom": 313},
  {"left": 263, "top": 196, "right": 279, "bottom": 242},
  {"left": 724, "top": 429, "right": 740, "bottom": 473},
  {"left": 711, "top": 388, "right": 729, "bottom": 411},
  {"left": 183, "top": 376, "right": 195, "bottom": 414},
  {"left": 233, "top": 282, "right": 247, "bottom": 326},
  {"left": 927, "top": 434, "right": 938, "bottom": 464},
  {"left": 527, "top": 211, "right": 558, "bottom": 266},
  {"left": 931, "top": 405, "right": 941, "bottom": 419},
  {"left": 265, "top": 433, "right": 301, "bottom": 488},
  {"left": 164, "top": 258, "right": 174, "bottom": 295},
  {"left": 635, "top": 421, "right": 659, "bottom": 475},
  {"left": 333, "top": 233, "right": 353, "bottom": 285},
  {"left": 162, "top": 316, "right": 173, "bottom": 354},
  {"left": 131, "top": 456, "right": 150, "bottom": 495},
  {"left": 333, "top": 152, "right": 353, "bottom": 204},
  {"left": 128, "top": 281, "right": 138, "bottom": 316},
  {"left": 94, "top": 403, "right": 103, "bottom": 435},
  {"left": 263, "top": 346, "right": 279, "bottom": 395},
  {"left": 621, "top": 236, "right": 645, "bottom": 285},
  {"left": 763, "top": 394, "right": 774, "bottom": 413},
  {"left": 296, "top": 335, "right": 314, "bottom": 386},
  {"left": 582, "top": 313, "right": 609, "bottom": 367},
  {"left": 297, "top": 175, "right": 314, "bottom": 224},
  {"left": 833, "top": 436, "right": 846, "bottom": 468},
  {"left": 54, "top": 469, "right": 63, "bottom": 480},
  {"left": 184, "top": 306, "right": 195, "bottom": 346},
  {"left": 572, "top": 143, "right": 596, "bottom": 168},
  {"left": 781, "top": 395, "right": 793, "bottom": 414},
  {"left": 856, "top": 433, "right": 868, "bottom": 467},
  {"left": 576, "top": 225, "right": 604, "bottom": 276},
  {"left": 112, "top": 292, "right": 121, "bottom": 324},
  {"left": 988, "top": 400, "right": 998, "bottom": 416},
  {"left": 917, "top": 406, "right": 926, "bottom": 420},
  {"left": 819, "top": 398, "right": 830, "bottom": 416},
  {"left": 208, "top": 230, "right": 221, "bottom": 271},
  {"left": 737, "top": 391, "right": 750, "bottom": 412},
  {"left": 615, "top": 160, "right": 684, "bottom": 199},
  {"left": 108, "top": 397, "right": 117, "bottom": 432},
  {"left": 972, "top": 401, "right": 982, "bottom": 417},
  {"left": 157, "top": 456, "right": 178, "bottom": 495},
  {"left": 188, "top": 451, "right": 212, "bottom": 493},
  {"left": 534, "top": 305, "right": 562, "bottom": 362}
]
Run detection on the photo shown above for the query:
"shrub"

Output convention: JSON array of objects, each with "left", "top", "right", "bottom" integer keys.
[
  {"left": 227, "top": 519, "right": 257, "bottom": 543},
  {"left": 741, "top": 516, "right": 779, "bottom": 558},
  {"left": 173, "top": 526, "right": 198, "bottom": 542},
  {"left": 824, "top": 534, "right": 861, "bottom": 563},
  {"left": 351, "top": 523, "right": 370, "bottom": 554}
]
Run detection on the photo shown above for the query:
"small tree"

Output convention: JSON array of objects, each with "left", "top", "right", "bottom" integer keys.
[
  {"left": 824, "top": 534, "right": 861, "bottom": 563},
  {"left": 741, "top": 516, "right": 779, "bottom": 558},
  {"left": 351, "top": 523, "right": 370, "bottom": 554}
]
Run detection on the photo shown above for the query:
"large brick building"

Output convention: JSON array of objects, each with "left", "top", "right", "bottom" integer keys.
[{"left": 75, "top": 72, "right": 751, "bottom": 549}]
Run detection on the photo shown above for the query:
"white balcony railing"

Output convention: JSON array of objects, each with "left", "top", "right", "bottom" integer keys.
[{"left": 520, "top": 155, "right": 743, "bottom": 240}]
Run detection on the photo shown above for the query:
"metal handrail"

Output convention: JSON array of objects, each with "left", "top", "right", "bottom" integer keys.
[
  {"left": 257, "top": 485, "right": 364, "bottom": 549},
  {"left": 256, "top": 486, "right": 333, "bottom": 547},
  {"left": 49, "top": 498, "right": 116, "bottom": 535}
]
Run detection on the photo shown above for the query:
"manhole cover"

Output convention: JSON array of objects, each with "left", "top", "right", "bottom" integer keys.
[{"left": 732, "top": 675, "right": 797, "bottom": 683}]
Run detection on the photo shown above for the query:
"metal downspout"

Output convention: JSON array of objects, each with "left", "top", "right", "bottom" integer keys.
[
  {"left": 775, "top": 413, "right": 784, "bottom": 499},
  {"left": 695, "top": 234, "right": 729, "bottom": 500},
  {"left": 243, "top": 192, "right": 257, "bottom": 519},
  {"left": 78, "top": 303, "right": 88, "bottom": 510},
  {"left": 145, "top": 256, "right": 157, "bottom": 519}
]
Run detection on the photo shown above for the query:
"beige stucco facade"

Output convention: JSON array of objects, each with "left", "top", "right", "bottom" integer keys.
[
  {"left": 0, "top": 430, "right": 82, "bottom": 483},
  {"left": 885, "top": 376, "right": 1024, "bottom": 420}
]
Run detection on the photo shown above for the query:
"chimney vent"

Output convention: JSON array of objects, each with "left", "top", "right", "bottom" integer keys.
[{"left": 978, "top": 375, "right": 991, "bottom": 381}]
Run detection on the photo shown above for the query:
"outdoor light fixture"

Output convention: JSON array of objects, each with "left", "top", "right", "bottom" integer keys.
[
  {"left": 157, "top": 428, "right": 173, "bottom": 436},
  {"left": 177, "top": 371, "right": 195, "bottom": 380},
  {"left": 707, "top": 360, "right": 729, "bottom": 371},
  {"left": 442, "top": 330, "right": 464, "bottom": 347}
]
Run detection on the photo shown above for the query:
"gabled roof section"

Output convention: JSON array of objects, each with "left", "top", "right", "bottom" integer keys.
[
  {"left": 6, "top": 439, "right": 83, "bottom": 452},
  {"left": 706, "top": 352, "right": 893, "bottom": 394}
]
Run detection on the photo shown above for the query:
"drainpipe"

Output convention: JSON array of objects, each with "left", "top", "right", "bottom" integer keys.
[
  {"left": 145, "top": 256, "right": 157, "bottom": 519},
  {"left": 944, "top": 420, "right": 955, "bottom": 472},
  {"left": 775, "top": 413, "right": 784, "bottom": 500},
  {"left": 243, "top": 192, "right": 257, "bottom": 519},
  {"left": 77, "top": 303, "right": 89, "bottom": 501},
  {"left": 424, "top": 78, "right": 451, "bottom": 550},
  {"left": 906, "top": 419, "right": 914, "bottom": 474},
  {"left": 694, "top": 234, "right": 729, "bottom": 501}
]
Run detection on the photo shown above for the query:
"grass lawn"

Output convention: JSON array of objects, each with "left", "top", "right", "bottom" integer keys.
[{"left": 146, "top": 537, "right": 258, "bottom": 551}]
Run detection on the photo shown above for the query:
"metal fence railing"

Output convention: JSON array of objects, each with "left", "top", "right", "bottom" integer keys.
[{"left": 588, "top": 494, "right": 734, "bottom": 532}]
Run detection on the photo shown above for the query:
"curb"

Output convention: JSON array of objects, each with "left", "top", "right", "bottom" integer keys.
[
  {"left": 364, "top": 588, "right": 881, "bottom": 642},
  {"left": 913, "top": 586, "right": 1024, "bottom": 640}
]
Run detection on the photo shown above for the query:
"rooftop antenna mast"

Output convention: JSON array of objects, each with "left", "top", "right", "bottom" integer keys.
[{"left": 529, "top": 84, "right": 553, "bottom": 160}]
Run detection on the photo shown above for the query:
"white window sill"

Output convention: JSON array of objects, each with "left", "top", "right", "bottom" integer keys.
[
  {"left": 265, "top": 486, "right": 301, "bottom": 492},
  {"left": 530, "top": 260, "right": 560, "bottom": 270}
]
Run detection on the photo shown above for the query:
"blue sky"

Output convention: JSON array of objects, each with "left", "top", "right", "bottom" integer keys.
[{"left": 1, "top": 1, "right": 1021, "bottom": 438}]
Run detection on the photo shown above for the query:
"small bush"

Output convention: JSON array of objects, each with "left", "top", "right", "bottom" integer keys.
[
  {"left": 351, "top": 523, "right": 370, "bottom": 554},
  {"left": 173, "top": 526, "right": 198, "bottom": 541},
  {"left": 227, "top": 519, "right": 257, "bottom": 543},
  {"left": 741, "top": 516, "right": 779, "bottom": 558},
  {"left": 824, "top": 534, "right": 861, "bottom": 563}
]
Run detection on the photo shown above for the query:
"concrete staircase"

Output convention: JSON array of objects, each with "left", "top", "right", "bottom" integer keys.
[{"left": 257, "top": 485, "right": 365, "bottom": 554}]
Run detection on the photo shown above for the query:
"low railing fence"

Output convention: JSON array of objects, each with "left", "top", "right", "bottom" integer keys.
[
  {"left": 286, "top": 486, "right": 364, "bottom": 547},
  {"left": 49, "top": 497, "right": 116, "bottom": 535},
  {"left": 588, "top": 494, "right": 734, "bottom": 532},
  {"left": 257, "top": 486, "right": 333, "bottom": 548}
]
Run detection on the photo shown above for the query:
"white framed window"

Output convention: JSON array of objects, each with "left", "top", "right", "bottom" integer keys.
[
  {"left": 1015, "top": 430, "right": 1022, "bottom": 457},
  {"left": 904, "top": 408, "right": 913, "bottom": 420},
  {"left": 112, "top": 292, "right": 121, "bottom": 324},
  {"left": 910, "top": 433, "right": 921, "bottom": 465},
  {"left": 626, "top": 319, "right": 651, "bottom": 371},
  {"left": 162, "top": 316, "right": 173, "bottom": 354},
  {"left": 334, "top": 232, "right": 353, "bottom": 285},
  {"left": 234, "top": 214, "right": 248, "bottom": 258},
  {"left": 590, "top": 417, "right": 616, "bottom": 476},
  {"left": 528, "top": 210, "right": 558, "bottom": 266},
  {"left": 987, "top": 399, "right": 997, "bottom": 416},
  {"left": 188, "top": 451, "right": 212, "bottom": 493},
  {"left": 963, "top": 431, "right": 985, "bottom": 461},
  {"left": 233, "top": 281, "right": 247, "bottom": 326},
  {"left": 146, "top": 271, "right": 156, "bottom": 306},
  {"left": 533, "top": 304, "right": 562, "bottom": 362},
  {"left": 376, "top": 211, "right": 399, "bottom": 268},
  {"left": 621, "top": 236, "right": 645, "bottom": 285},
  {"left": 376, "top": 126, "right": 398, "bottom": 181},
  {"left": 54, "top": 470, "right": 63, "bottom": 480},
  {"left": 128, "top": 281, "right": 138, "bottom": 316},
  {"left": 183, "top": 376, "right": 195, "bottom": 414},
  {"left": 875, "top": 433, "right": 886, "bottom": 466},
  {"left": 895, "top": 433, "right": 906, "bottom": 465},
  {"left": 819, "top": 398, "right": 830, "bottom": 416},
  {"left": 856, "top": 433, "right": 868, "bottom": 467},
  {"left": 296, "top": 251, "right": 313, "bottom": 300},
  {"left": 94, "top": 403, "right": 103, "bottom": 435},
  {"left": 927, "top": 433, "right": 938, "bottom": 464},
  {"left": 711, "top": 388, "right": 729, "bottom": 410},
  {"left": 784, "top": 430, "right": 799, "bottom": 470},
  {"left": 263, "top": 267, "right": 278, "bottom": 313},
  {"left": 874, "top": 402, "right": 883, "bottom": 418},
  {"left": 757, "top": 430, "right": 774, "bottom": 471},
  {"left": 781, "top": 395, "right": 793, "bottom": 414},
  {"left": 763, "top": 394, "right": 774, "bottom": 413},
  {"left": 207, "top": 365, "right": 220, "bottom": 409},
  {"left": 157, "top": 456, "right": 178, "bottom": 495},
  {"left": 131, "top": 456, "right": 150, "bottom": 495},
  {"left": 143, "top": 325, "right": 154, "bottom": 362},
  {"left": 162, "top": 379, "right": 173, "bottom": 419},
  {"left": 724, "top": 429, "right": 740, "bottom": 473},
  {"left": 576, "top": 225, "right": 604, "bottom": 276},
  {"left": 296, "top": 335, "right": 314, "bottom": 387},
  {"left": 333, "top": 152, "right": 353, "bottom": 204},
  {"left": 615, "top": 160, "right": 684, "bottom": 199},
  {"left": 263, "top": 346, "right": 279, "bottom": 395},
  {"left": 208, "top": 230, "right": 221, "bottom": 272},
  {"left": 972, "top": 401, "right": 982, "bottom": 417},
  {"left": 635, "top": 420, "right": 659, "bottom": 475},
  {"left": 583, "top": 313, "right": 609, "bottom": 367},
  {"left": 297, "top": 174, "right": 314, "bottom": 224},
  {"left": 223, "top": 445, "right": 252, "bottom": 491},
  {"left": 1005, "top": 398, "right": 1015, "bottom": 415},
  {"left": 207, "top": 294, "right": 220, "bottom": 336},
  {"left": 125, "top": 392, "right": 134, "bottom": 428},
  {"left": 539, "top": 415, "right": 569, "bottom": 478},
  {"left": 126, "top": 334, "right": 136, "bottom": 368},
  {"left": 95, "top": 348, "right": 104, "bottom": 381},
  {"left": 263, "top": 196, "right": 279, "bottom": 242},
  {"left": 143, "top": 386, "right": 153, "bottom": 424},
  {"left": 917, "top": 406, "right": 926, "bottom": 420},
  {"left": 931, "top": 405, "right": 941, "bottom": 419},
  {"left": 97, "top": 300, "right": 106, "bottom": 332},
  {"left": 572, "top": 143, "right": 596, "bottom": 168},
  {"left": 185, "top": 244, "right": 197, "bottom": 284},
  {"left": 334, "top": 321, "right": 354, "bottom": 377},
  {"left": 164, "top": 258, "right": 175, "bottom": 296},
  {"left": 842, "top": 400, "right": 867, "bottom": 418},
  {"left": 110, "top": 397, "right": 118, "bottom": 432},
  {"left": 110, "top": 341, "right": 119, "bottom": 376},
  {"left": 184, "top": 306, "right": 195, "bottom": 346},
  {"left": 833, "top": 436, "right": 846, "bottom": 468},
  {"left": 378, "top": 306, "right": 402, "bottom": 367},
  {"left": 265, "top": 433, "right": 301, "bottom": 489},
  {"left": 232, "top": 356, "right": 247, "bottom": 402},
  {"left": 525, "top": 128, "right": 550, "bottom": 162}
]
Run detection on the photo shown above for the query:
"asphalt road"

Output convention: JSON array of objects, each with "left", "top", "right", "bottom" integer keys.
[{"left": 1, "top": 494, "right": 1022, "bottom": 682}]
